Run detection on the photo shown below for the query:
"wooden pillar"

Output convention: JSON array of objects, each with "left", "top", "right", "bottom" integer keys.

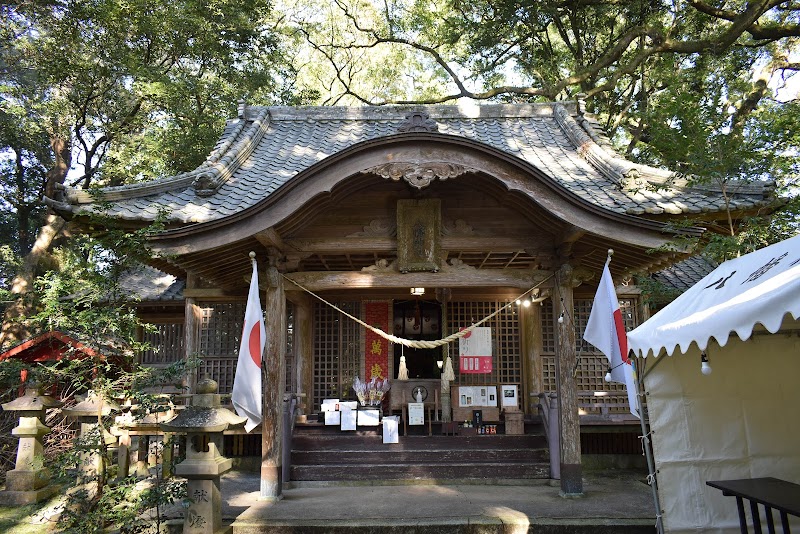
[
  {"left": 184, "top": 273, "right": 202, "bottom": 393},
  {"left": 555, "top": 264, "right": 582, "bottom": 495},
  {"left": 288, "top": 293, "right": 313, "bottom": 415},
  {"left": 521, "top": 299, "right": 542, "bottom": 413},
  {"left": 261, "top": 265, "right": 286, "bottom": 500},
  {"left": 436, "top": 288, "right": 452, "bottom": 422}
]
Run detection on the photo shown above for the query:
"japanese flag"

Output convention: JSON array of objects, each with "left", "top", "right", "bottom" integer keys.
[
  {"left": 583, "top": 262, "right": 639, "bottom": 418},
  {"left": 231, "top": 258, "right": 266, "bottom": 432}
]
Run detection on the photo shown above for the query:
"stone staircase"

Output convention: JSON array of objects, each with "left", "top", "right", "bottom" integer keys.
[{"left": 288, "top": 422, "right": 550, "bottom": 484}]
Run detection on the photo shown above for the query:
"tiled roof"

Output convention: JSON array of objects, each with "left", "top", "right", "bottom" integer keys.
[
  {"left": 652, "top": 255, "right": 717, "bottom": 291},
  {"left": 48, "top": 102, "right": 774, "bottom": 224},
  {"left": 119, "top": 265, "right": 185, "bottom": 302}
]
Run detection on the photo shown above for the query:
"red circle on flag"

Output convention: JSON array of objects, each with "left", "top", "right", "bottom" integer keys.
[{"left": 248, "top": 324, "right": 261, "bottom": 367}]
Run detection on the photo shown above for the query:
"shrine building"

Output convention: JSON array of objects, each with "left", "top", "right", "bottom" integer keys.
[{"left": 46, "top": 99, "right": 775, "bottom": 496}]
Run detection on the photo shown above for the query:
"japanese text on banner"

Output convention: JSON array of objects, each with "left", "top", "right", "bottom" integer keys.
[{"left": 459, "top": 327, "right": 492, "bottom": 374}]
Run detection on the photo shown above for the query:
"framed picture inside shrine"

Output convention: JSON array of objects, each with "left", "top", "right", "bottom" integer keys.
[{"left": 501, "top": 385, "right": 518, "bottom": 407}]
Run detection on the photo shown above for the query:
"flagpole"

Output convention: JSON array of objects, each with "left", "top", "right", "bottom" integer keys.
[
  {"left": 612, "top": 248, "right": 665, "bottom": 533},
  {"left": 634, "top": 355, "right": 665, "bottom": 534},
  {"left": 593, "top": 249, "right": 663, "bottom": 533}
]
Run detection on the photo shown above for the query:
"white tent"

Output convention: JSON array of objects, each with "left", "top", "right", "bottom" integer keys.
[{"left": 628, "top": 234, "right": 800, "bottom": 534}]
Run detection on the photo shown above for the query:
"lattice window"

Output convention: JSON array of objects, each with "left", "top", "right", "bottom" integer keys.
[
  {"left": 197, "top": 300, "right": 294, "bottom": 396},
  {"left": 541, "top": 303, "right": 556, "bottom": 392},
  {"left": 312, "top": 301, "right": 360, "bottom": 412},
  {"left": 620, "top": 299, "right": 638, "bottom": 330},
  {"left": 446, "top": 300, "right": 522, "bottom": 408},
  {"left": 201, "top": 358, "right": 238, "bottom": 396},
  {"left": 140, "top": 323, "right": 184, "bottom": 365},
  {"left": 540, "top": 297, "right": 641, "bottom": 415},
  {"left": 198, "top": 301, "right": 245, "bottom": 395}
]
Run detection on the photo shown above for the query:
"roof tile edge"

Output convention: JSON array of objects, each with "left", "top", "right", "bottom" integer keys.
[{"left": 250, "top": 102, "right": 568, "bottom": 121}]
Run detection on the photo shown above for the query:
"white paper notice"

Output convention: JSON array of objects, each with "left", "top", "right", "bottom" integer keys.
[
  {"left": 357, "top": 409, "right": 380, "bottom": 426},
  {"left": 382, "top": 416, "right": 399, "bottom": 443},
  {"left": 324, "top": 411, "right": 341, "bottom": 425},
  {"left": 409, "top": 402, "right": 424, "bottom": 425},
  {"left": 340, "top": 409, "right": 356, "bottom": 431},
  {"left": 501, "top": 384, "right": 518, "bottom": 407}
]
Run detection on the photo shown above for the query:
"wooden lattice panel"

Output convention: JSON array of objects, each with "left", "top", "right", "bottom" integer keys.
[
  {"left": 446, "top": 300, "right": 522, "bottom": 408},
  {"left": 140, "top": 323, "right": 184, "bottom": 365},
  {"left": 540, "top": 297, "right": 640, "bottom": 415},
  {"left": 312, "top": 301, "right": 360, "bottom": 412},
  {"left": 199, "top": 302, "right": 245, "bottom": 356},
  {"left": 198, "top": 301, "right": 245, "bottom": 395},
  {"left": 200, "top": 358, "right": 238, "bottom": 395}
]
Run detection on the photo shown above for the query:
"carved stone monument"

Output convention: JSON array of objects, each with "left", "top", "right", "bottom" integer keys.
[
  {"left": 0, "top": 383, "right": 62, "bottom": 505},
  {"left": 161, "top": 377, "right": 245, "bottom": 534}
]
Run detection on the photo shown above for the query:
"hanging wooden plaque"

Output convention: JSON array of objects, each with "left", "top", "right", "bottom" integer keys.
[{"left": 396, "top": 199, "right": 441, "bottom": 273}]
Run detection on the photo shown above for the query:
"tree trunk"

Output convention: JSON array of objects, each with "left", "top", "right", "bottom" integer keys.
[{"left": 0, "top": 135, "right": 71, "bottom": 348}]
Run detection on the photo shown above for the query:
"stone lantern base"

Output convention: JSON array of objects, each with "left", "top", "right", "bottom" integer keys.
[{"left": 0, "top": 471, "right": 60, "bottom": 505}]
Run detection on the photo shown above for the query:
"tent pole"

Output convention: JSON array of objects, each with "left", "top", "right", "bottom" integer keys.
[
  {"left": 640, "top": 351, "right": 667, "bottom": 381},
  {"left": 636, "top": 355, "right": 665, "bottom": 534}
]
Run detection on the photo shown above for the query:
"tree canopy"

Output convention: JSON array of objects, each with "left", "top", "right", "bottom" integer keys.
[
  {"left": 278, "top": 0, "right": 799, "bottom": 250},
  {"left": 1, "top": 0, "right": 798, "bottom": 345},
  {"left": 0, "top": 0, "right": 310, "bottom": 343}
]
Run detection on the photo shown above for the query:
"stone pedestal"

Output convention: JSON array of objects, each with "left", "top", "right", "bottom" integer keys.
[
  {"left": 0, "top": 384, "right": 62, "bottom": 505},
  {"left": 503, "top": 408, "right": 525, "bottom": 435},
  {"left": 161, "top": 378, "right": 245, "bottom": 534}
]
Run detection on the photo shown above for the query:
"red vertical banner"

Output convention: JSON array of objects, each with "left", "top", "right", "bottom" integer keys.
[{"left": 364, "top": 301, "right": 390, "bottom": 379}]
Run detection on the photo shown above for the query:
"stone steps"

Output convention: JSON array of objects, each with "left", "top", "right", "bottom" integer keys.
[{"left": 289, "top": 425, "right": 551, "bottom": 482}]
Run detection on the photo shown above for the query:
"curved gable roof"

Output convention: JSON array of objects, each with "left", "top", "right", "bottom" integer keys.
[{"left": 49, "top": 102, "right": 774, "bottom": 226}]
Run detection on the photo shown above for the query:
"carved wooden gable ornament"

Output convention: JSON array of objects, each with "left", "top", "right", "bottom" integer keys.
[{"left": 396, "top": 199, "right": 441, "bottom": 273}]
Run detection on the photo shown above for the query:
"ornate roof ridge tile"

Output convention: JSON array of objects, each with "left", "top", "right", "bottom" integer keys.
[
  {"left": 244, "top": 102, "right": 567, "bottom": 122},
  {"left": 206, "top": 115, "right": 249, "bottom": 164},
  {"left": 59, "top": 108, "right": 266, "bottom": 206},
  {"left": 63, "top": 171, "right": 199, "bottom": 206},
  {"left": 192, "top": 106, "right": 271, "bottom": 196},
  {"left": 552, "top": 103, "right": 675, "bottom": 192}
]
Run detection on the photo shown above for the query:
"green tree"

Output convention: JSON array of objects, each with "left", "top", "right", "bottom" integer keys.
[
  {"left": 1, "top": 0, "right": 304, "bottom": 346},
  {"left": 280, "top": 0, "right": 799, "bottom": 256},
  {"left": 0, "top": 218, "right": 195, "bottom": 532}
]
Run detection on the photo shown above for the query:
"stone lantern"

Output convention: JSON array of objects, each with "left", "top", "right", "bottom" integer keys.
[
  {"left": 161, "top": 377, "right": 245, "bottom": 534},
  {"left": 0, "top": 383, "right": 62, "bottom": 505},
  {"left": 62, "top": 390, "right": 119, "bottom": 480},
  {"left": 114, "top": 395, "right": 177, "bottom": 479}
]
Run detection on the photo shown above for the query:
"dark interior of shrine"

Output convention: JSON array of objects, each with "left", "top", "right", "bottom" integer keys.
[{"left": 392, "top": 299, "right": 442, "bottom": 379}]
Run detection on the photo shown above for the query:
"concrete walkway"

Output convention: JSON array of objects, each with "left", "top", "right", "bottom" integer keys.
[{"left": 223, "top": 471, "right": 658, "bottom": 533}]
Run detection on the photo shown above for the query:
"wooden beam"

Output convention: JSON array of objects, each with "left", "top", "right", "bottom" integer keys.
[
  {"left": 255, "top": 228, "right": 287, "bottom": 252},
  {"left": 557, "top": 226, "right": 586, "bottom": 261},
  {"left": 283, "top": 269, "right": 553, "bottom": 292},
  {"left": 182, "top": 288, "right": 245, "bottom": 298},
  {"left": 286, "top": 237, "right": 394, "bottom": 253},
  {"left": 283, "top": 236, "right": 542, "bottom": 254}
]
